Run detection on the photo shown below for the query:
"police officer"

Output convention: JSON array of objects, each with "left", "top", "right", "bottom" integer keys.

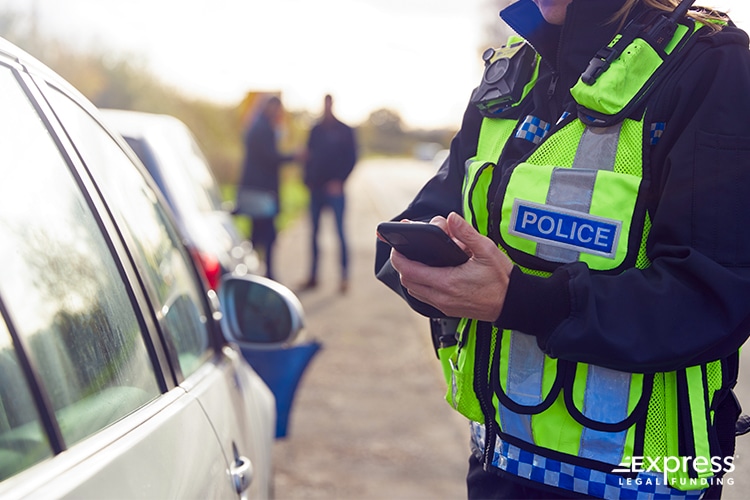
[{"left": 375, "top": 0, "right": 750, "bottom": 498}]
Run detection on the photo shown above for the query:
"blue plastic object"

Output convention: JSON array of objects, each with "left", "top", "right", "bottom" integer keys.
[{"left": 240, "top": 341, "right": 322, "bottom": 438}]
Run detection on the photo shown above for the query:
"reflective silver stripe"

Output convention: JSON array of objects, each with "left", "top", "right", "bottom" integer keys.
[
  {"left": 578, "top": 365, "right": 631, "bottom": 463},
  {"left": 536, "top": 124, "right": 621, "bottom": 263},
  {"left": 537, "top": 168, "right": 597, "bottom": 262},
  {"left": 571, "top": 123, "right": 622, "bottom": 172},
  {"left": 560, "top": 125, "right": 631, "bottom": 462},
  {"left": 499, "top": 330, "right": 545, "bottom": 443}
]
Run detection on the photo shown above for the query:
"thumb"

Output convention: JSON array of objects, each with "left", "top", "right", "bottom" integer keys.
[{"left": 447, "top": 212, "right": 492, "bottom": 258}]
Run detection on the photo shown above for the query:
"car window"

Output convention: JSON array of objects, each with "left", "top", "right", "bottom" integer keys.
[
  {"left": 161, "top": 123, "right": 225, "bottom": 213},
  {"left": 0, "top": 64, "right": 160, "bottom": 474},
  {"left": 120, "top": 137, "right": 174, "bottom": 211},
  {"left": 0, "top": 318, "right": 52, "bottom": 481},
  {"left": 44, "top": 88, "right": 213, "bottom": 379},
  {"left": 127, "top": 122, "right": 223, "bottom": 216}
]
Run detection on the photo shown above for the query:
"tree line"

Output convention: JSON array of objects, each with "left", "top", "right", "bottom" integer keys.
[{"left": 1, "top": 10, "right": 455, "bottom": 187}]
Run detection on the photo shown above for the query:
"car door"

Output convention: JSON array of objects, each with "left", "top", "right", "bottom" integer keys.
[
  {"left": 38, "top": 75, "right": 273, "bottom": 498},
  {"left": 0, "top": 55, "right": 238, "bottom": 499}
]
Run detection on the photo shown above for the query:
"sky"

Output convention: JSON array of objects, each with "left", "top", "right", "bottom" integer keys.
[{"left": 4, "top": 0, "right": 750, "bottom": 130}]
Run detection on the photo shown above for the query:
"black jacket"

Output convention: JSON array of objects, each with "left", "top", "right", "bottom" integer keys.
[
  {"left": 303, "top": 118, "right": 357, "bottom": 190},
  {"left": 239, "top": 113, "right": 293, "bottom": 194},
  {"left": 375, "top": 0, "right": 750, "bottom": 375}
]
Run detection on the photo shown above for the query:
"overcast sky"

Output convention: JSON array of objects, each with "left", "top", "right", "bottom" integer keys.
[{"left": 4, "top": 0, "right": 749, "bottom": 129}]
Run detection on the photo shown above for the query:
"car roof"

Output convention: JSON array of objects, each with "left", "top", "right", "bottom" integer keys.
[
  {"left": 0, "top": 37, "right": 99, "bottom": 120},
  {"left": 99, "top": 109, "right": 188, "bottom": 139}
]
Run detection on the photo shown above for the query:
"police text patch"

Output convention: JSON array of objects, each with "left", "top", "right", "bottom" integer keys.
[{"left": 509, "top": 199, "right": 621, "bottom": 259}]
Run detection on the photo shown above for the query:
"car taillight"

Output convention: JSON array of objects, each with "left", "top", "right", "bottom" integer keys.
[{"left": 190, "top": 248, "right": 222, "bottom": 290}]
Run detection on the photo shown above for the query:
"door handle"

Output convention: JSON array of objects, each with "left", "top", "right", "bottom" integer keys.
[{"left": 231, "top": 442, "right": 254, "bottom": 494}]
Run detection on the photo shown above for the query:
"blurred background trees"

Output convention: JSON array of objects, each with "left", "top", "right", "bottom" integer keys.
[
  {"left": 0, "top": 1, "right": 514, "bottom": 187},
  {"left": 1, "top": 9, "right": 458, "bottom": 187}
]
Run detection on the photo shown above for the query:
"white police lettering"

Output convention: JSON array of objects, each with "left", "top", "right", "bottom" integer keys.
[{"left": 510, "top": 199, "right": 622, "bottom": 259}]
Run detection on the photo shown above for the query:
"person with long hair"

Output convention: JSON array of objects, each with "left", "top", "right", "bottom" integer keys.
[
  {"left": 376, "top": 0, "right": 750, "bottom": 498},
  {"left": 237, "top": 96, "right": 295, "bottom": 280}
]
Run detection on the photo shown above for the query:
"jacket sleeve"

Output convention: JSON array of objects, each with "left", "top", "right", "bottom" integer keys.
[
  {"left": 497, "top": 29, "right": 750, "bottom": 373},
  {"left": 246, "top": 120, "right": 292, "bottom": 168},
  {"left": 374, "top": 104, "right": 482, "bottom": 317},
  {"left": 340, "top": 126, "right": 358, "bottom": 181}
]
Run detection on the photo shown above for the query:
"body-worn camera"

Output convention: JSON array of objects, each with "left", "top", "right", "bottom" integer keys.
[{"left": 470, "top": 41, "right": 538, "bottom": 117}]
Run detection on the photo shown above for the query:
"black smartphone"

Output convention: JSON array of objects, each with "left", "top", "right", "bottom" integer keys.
[{"left": 377, "top": 221, "right": 469, "bottom": 267}]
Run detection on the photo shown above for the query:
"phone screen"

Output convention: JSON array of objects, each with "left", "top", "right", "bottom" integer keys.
[{"left": 377, "top": 221, "right": 469, "bottom": 267}]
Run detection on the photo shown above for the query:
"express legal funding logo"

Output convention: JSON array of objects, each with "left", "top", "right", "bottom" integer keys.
[{"left": 613, "top": 455, "right": 736, "bottom": 488}]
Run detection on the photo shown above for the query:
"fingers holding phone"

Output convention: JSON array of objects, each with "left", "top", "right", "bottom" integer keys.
[{"left": 378, "top": 213, "right": 513, "bottom": 322}]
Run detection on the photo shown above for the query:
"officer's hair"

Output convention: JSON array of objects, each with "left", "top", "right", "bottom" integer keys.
[{"left": 613, "top": 1, "right": 728, "bottom": 32}]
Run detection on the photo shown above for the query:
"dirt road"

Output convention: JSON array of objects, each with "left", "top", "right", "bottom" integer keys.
[{"left": 270, "top": 159, "right": 469, "bottom": 499}]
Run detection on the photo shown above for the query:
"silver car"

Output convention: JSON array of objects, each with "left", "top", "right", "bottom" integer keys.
[
  {"left": 0, "top": 36, "right": 295, "bottom": 498},
  {"left": 99, "top": 109, "right": 259, "bottom": 290}
]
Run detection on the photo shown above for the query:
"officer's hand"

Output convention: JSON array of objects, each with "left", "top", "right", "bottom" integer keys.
[{"left": 391, "top": 212, "right": 513, "bottom": 322}]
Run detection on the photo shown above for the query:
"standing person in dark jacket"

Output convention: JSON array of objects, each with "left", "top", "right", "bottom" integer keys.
[
  {"left": 375, "top": 0, "right": 750, "bottom": 498},
  {"left": 238, "top": 95, "right": 295, "bottom": 280},
  {"left": 301, "top": 94, "right": 358, "bottom": 293}
]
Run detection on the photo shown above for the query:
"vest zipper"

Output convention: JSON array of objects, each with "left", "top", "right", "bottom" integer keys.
[{"left": 547, "top": 72, "right": 559, "bottom": 99}]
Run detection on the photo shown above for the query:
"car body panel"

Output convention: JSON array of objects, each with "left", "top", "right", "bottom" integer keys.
[
  {"left": 185, "top": 347, "right": 276, "bottom": 498},
  {"left": 0, "top": 390, "right": 233, "bottom": 499}
]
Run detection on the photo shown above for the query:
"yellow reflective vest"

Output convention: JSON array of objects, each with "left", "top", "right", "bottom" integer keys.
[{"left": 439, "top": 25, "right": 737, "bottom": 498}]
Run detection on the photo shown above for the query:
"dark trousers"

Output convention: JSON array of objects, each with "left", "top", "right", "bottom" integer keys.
[
  {"left": 251, "top": 217, "right": 276, "bottom": 280},
  {"left": 308, "top": 190, "right": 348, "bottom": 280}
]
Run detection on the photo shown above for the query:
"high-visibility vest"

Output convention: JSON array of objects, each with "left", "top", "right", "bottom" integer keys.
[{"left": 438, "top": 19, "right": 737, "bottom": 498}]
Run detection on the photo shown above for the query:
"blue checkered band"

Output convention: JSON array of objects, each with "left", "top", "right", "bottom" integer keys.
[
  {"left": 516, "top": 115, "right": 551, "bottom": 144},
  {"left": 470, "top": 422, "right": 707, "bottom": 499},
  {"left": 556, "top": 111, "right": 571, "bottom": 125},
  {"left": 650, "top": 122, "right": 666, "bottom": 145}
]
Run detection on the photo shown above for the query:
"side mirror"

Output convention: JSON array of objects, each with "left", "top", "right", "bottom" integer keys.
[{"left": 218, "top": 275, "right": 304, "bottom": 345}]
